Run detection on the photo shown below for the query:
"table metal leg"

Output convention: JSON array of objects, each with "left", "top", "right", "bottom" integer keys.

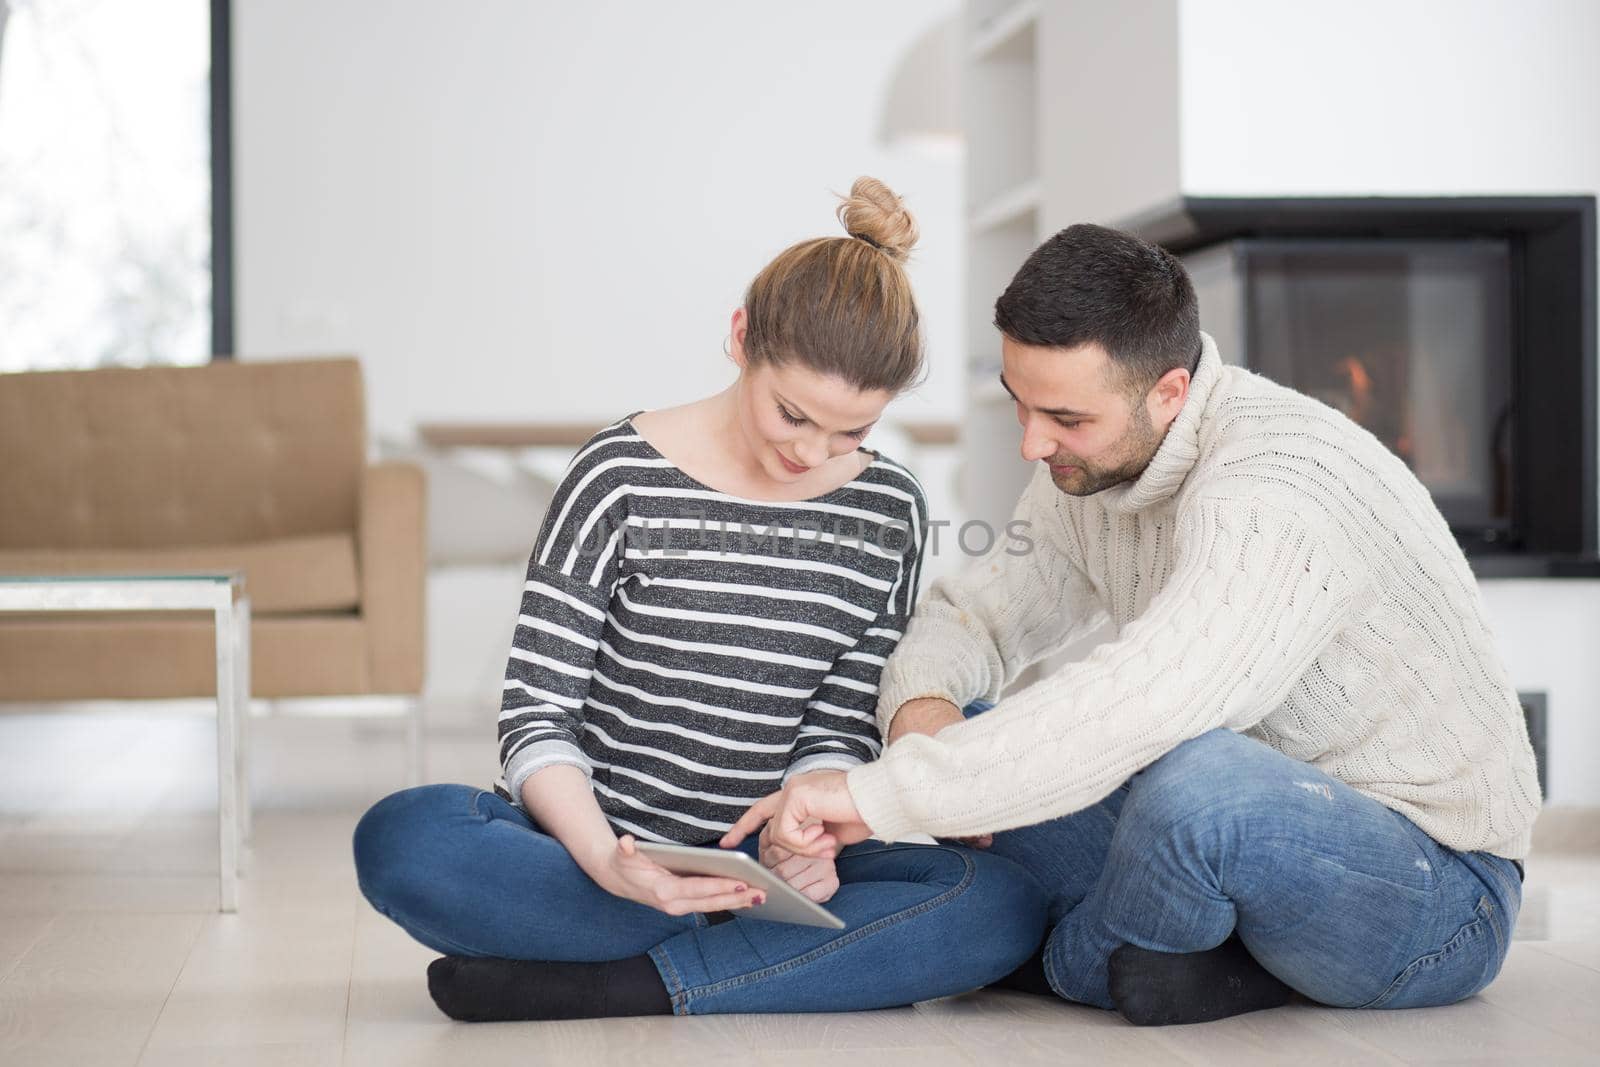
[
  {"left": 235, "top": 597, "right": 253, "bottom": 846},
  {"left": 405, "top": 697, "right": 424, "bottom": 786},
  {"left": 214, "top": 597, "right": 239, "bottom": 913}
]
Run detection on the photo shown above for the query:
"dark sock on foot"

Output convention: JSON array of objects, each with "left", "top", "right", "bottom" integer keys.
[
  {"left": 1108, "top": 935, "right": 1291, "bottom": 1026},
  {"left": 987, "top": 946, "right": 1057, "bottom": 997},
  {"left": 426, "top": 953, "right": 672, "bottom": 1022}
]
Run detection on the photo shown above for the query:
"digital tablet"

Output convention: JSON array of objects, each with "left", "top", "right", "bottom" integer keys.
[{"left": 634, "top": 841, "right": 846, "bottom": 929}]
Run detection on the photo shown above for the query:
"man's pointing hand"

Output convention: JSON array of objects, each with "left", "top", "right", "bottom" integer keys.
[{"left": 722, "top": 770, "right": 873, "bottom": 857}]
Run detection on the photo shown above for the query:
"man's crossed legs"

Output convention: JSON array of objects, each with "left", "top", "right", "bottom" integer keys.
[{"left": 962, "top": 712, "right": 1523, "bottom": 1022}]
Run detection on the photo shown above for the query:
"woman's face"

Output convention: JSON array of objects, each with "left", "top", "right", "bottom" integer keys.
[{"left": 728, "top": 308, "right": 894, "bottom": 484}]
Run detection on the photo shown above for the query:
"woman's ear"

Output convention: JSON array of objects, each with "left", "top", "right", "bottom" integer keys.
[{"left": 728, "top": 307, "right": 749, "bottom": 369}]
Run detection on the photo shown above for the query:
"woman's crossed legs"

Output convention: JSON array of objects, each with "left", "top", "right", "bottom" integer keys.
[{"left": 353, "top": 783, "right": 1049, "bottom": 1016}]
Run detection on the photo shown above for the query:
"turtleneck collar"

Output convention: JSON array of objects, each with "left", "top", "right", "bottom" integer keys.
[{"left": 1094, "top": 330, "right": 1223, "bottom": 515}]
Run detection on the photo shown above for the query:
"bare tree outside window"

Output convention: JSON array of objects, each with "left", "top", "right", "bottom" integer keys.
[{"left": 0, "top": 0, "right": 210, "bottom": 373}]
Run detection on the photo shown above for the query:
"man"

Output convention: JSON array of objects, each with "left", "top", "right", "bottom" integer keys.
[{"left": 726, "top": 223, "right": 1540, "bottom": 1025}]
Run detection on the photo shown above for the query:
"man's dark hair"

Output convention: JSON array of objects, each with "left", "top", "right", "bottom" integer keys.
[{"left": 993, "top": 223, "right": 1201, "bottom": 392}]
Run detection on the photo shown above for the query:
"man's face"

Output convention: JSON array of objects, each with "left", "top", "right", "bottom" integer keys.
[{"left": 1000, "top": 336, "right": 1183, "bottom": 496}]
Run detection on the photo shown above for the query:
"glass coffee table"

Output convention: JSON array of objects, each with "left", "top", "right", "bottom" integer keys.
[{"left": 0, "top": 573, "right": 251, "bottom": 911}]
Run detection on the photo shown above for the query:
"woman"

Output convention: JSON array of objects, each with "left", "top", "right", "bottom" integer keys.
[{"left": 352, "top": 177, "right": 1046, "bottom": 1022}]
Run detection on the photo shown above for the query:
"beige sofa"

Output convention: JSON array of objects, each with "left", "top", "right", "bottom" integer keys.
[{"left": 0, "top": 357, "right": 426, "bottom": 702}]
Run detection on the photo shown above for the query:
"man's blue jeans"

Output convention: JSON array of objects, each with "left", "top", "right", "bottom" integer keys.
[
  {"left": 962, "top": 702, "right": 1523, "bottom": 1010},
  {"left": 353, "top": 784, "right": 1048, "bottom": 1014}
]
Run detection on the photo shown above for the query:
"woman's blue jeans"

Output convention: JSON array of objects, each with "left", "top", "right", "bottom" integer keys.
[
  {"left": 961, "top": 701, "right": 1524, "bottom": 1011},
  {"left": 352, "top": 783, "right": 1048, "bottom": 1015}
]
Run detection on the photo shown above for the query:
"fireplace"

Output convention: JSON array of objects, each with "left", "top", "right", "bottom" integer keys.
[
  {"left": 1125, "top": 196, "right": 1597, "bottom": 577},
  {"left": 1187, "top": 236, "right": 1516, "bottom": 544}
]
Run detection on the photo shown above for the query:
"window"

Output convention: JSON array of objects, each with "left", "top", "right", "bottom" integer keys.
[{"left": 0, "top": 0, "right": 228, "bottom": 373}]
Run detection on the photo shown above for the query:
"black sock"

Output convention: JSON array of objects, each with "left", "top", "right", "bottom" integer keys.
[
  {"left": 1108, "top": 935, "right": 1292, "bottom": 1026},
  {"left": 426, "top": 954, "right": 672, "bottom": 1022},
  {"left": 987, "top": 945, "right": 1057, "bottom": 997}
]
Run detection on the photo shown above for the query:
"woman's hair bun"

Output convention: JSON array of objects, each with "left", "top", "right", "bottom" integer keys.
[
  {"left": 836, "top": 176, "right": 918, "bottom": 263},
  {"left": 740, "top": 175, "right": 924, "bottom": 394}
]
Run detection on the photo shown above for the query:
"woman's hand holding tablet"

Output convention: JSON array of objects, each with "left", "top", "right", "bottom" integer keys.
[
  {"left": 602, "top": 835, "right": 766, "bottom": 917},
  {"left": 634, "top": 842, "right": 847, "bottom": 929}
]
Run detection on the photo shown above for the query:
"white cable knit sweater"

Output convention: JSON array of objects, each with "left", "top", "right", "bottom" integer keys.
[{"left": 848, "top": 332, "right": 1541, "bottom": 859}]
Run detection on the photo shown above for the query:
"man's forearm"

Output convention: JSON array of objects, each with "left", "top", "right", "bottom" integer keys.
[{"left": 886, "top": 697, "right": 965, "bottom": 745}]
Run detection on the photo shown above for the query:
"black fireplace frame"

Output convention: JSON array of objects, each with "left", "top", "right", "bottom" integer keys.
[{"left": 1121, "top": 196, "right": 1598, "bottom": 578}]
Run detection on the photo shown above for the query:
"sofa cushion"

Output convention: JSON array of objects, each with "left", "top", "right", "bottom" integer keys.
[
  {"left": 0, "top": 613, "right": 372, "bottom": 699},
  {"left": 0, "top": 532, "right": 360, "bottom": 614}
]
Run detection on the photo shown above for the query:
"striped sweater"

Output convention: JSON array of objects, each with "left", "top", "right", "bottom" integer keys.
[{"left": 492, "top": 413, "right": 929, "bottom": 844}]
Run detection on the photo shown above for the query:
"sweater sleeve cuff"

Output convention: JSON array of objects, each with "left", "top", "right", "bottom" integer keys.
[
  {"left": 875, "top": 658, "right": 979, "bottom": 738},
  {"left": 784, "top": 752, "right": 865, "bottom": 783},
  {"left": 504, "top": 739, "right": 592, "bottom": 807},
  {"left": 845, "top": 758, "right": 924, "bottom": 843}
]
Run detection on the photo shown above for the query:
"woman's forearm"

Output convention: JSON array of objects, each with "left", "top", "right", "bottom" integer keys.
[{"left": 520, "top": 764, "right": 620, "bottom": 888}]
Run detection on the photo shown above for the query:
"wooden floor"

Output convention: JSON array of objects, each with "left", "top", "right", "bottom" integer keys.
[{"left": 1, "top": 707, "right": 1597, "bottom": 1066}]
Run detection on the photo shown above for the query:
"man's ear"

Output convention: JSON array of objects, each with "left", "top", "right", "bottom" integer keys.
[{"left": 1150, "top": 365, "right": 1191, "bottom": 425}]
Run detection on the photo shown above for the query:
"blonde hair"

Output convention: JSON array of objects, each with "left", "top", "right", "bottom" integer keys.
[{"left": 741, "top": 177, "right": 924, "bottom": 394}]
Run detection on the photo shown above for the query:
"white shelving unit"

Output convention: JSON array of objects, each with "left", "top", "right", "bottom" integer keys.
[
  {"left": 958, "top": 0, "right": 1185, "bottom": 536},
  {"left": 957, "top": 0, "right": 1195, "bottom": 693},
  {"left": 968, "top": 0, "right": 1039, "bottom": 62},
  {"left": 960, "top": 0, "right": 1044, "bottom": 534}
]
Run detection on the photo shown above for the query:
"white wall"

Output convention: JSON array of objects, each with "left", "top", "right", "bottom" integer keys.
[
  {"left": 233, "top": 0, "right": 964, "bottom": 441},
  {"left": 1178, "top": 0, "right": 1600, "bottom": 804},
  {"left": 1178, "top": 0, "right": 1600, "bottom": 199}
]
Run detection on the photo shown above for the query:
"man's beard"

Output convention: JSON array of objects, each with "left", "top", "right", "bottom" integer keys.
[{"left": 1047, "top": 400, "right": 1164, "bottom": 497}]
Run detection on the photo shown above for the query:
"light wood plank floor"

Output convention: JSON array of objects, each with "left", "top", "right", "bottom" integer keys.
[{"left": 1, "top": 706, "right": 1596, "bottom": 1066}]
